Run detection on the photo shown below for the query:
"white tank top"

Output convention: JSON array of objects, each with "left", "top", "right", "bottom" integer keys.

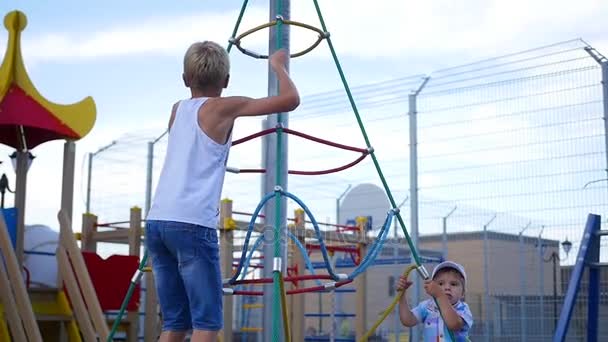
[{"left": 147, "top": 98, "right": 231, "bottom": 228}]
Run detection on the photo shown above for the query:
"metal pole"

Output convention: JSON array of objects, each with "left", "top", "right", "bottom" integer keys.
[
  {"left": 14, "top": 150, "right": 28, "bottom": 267},
  {"left": 538, "top": 226, "right": 545, "bottom": 338},
  {"left": 145, "top": 142, "right": 154, "bottom": 215},
  {"left": 336, "top": 184, "right": 351, "bottom": 226},
  {"left": 483, "top": 214, "right": 496, "bottom": 342},
  {"left": 262, "top": 1, "right": 290, "bottom": 340},
  {"left": 85, "top": 152, "right": 93, "bottom": 213},
  {"left": 442, "top": 206, "right": 457, "bottom": 259},
  {"left": 406, "top": 77, "right": 429, "bottom": 342},
  {"left": 85, "top": 140, "right": 117, "bottom": 214},
  {"left": 334, "top": 183, "right": 349, "bottom": 338},
  {"left": 145, "top": 131, "right": 168, "bottom": 216},
  {"left": 584, "top": 48, "right": 608, "bottom": 176},
  {"left": 518, "top": 222, "right": 531, "bottom": 341},
  {"left": 552, "top": 253, "right": 558, "bottom": 330},
  {"left": 408, "top": 91, "right": 421, "bottom": 342},
  {"left": 392, "top": 196, "right": 408, "bottom": 342}
]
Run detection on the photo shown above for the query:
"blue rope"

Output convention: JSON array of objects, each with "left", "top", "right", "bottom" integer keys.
[
  {"left": 240, "top": 234, "right": 265, "bottom": 281},
  {"left": 279, "top": 190, "right": 343, "bottom": 280},
  {"left": 287, "top": 230, "right": 323, "bottom": 286},
  {"left": 347, "top": 210, "right": 393, "bottom": 279},
  {"left": 229, "top": 191, "right": 275, "bottom": 284},
  {"left": 231, "top": 190, "right": 395, "bottom": 284}
]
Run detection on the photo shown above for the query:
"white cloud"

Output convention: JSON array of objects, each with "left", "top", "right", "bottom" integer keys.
[{"left": 5, "top": 0, "right": 606, "bottom": 63}]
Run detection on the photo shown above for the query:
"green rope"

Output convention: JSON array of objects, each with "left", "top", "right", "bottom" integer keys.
[
  {"left": 272, "top": 4, "right": 287, "bottom": 341},
  {"left": 310, "top": 1, "right": 455, "bottom": 340},
  {"left": 227, "top": 0, "right": 250, "bottom": 52},
  {"left": 310, "top": 0, "right": 421, "bottom": 265},
  {"left": 107, "top": 250, "right": 148, "bottom": 341}
]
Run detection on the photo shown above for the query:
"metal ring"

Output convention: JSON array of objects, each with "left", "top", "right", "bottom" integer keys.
[{"left": 231, "top": 19, "right": 327, "bottom": 59}]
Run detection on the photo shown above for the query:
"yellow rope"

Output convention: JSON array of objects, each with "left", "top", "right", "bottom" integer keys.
[
  {"left": 278, "top": 275, "right": 291, "bottom": 342},
  {"left": 358, "top": 265, "right": 417, "bottom": 342},
  {"left": 241, "top": 327, "right": 262, "bottom": 332},
  {"left": 233, "top": 19, "right": 326, "bottom": 58}
]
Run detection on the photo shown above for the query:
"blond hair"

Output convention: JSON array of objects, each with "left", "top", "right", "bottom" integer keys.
[{"left": 183, "top": 41, "right": 230, "bottom": 90}]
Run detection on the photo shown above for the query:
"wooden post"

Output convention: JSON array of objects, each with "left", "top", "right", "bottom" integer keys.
[
  {"left": 0, "top": 254, "right": 28, "bottom": 341},
  {"left": 57, "top": 246, "right": 97, "bottom": 342},
  {"left": 143, "top": 205, "right": 159, "bottom": 342},
  {"left": 0, "top": 211, "right": 43, "bottom": 342},
  {"left": 61, "top": 141, "right": 76, "bottom": 229},
  {"left": 355, "top": 216, "right": 368, "bottom": 342},
  {"left": 219, "top": 198, "right": 234, "bottom": 342},
  {"left": 81, "top": 213, "right": 98, "bottom": 253},
  {"left": 292, "top": 208, "right": 305, "bottom": 342},
  {"left": 144, "top": 264, "right": 158, "bottom": 342},
  {"left": 127, "top": 207, "right": 142, "bottom": 342},
  {"left": 58, "top": 210, "right": 110, "bottom": 340}
]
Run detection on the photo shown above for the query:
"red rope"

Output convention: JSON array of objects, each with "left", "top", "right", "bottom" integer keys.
[
  {"left": 287, "top": 279, "right": 353, "bottom": 295},
  {"left": 233, "top": 211, "right": 358, "bottom": 231},
  {"left": 283, "top": 128, "right": 367, "bottom": 153},
  {"left": 232, "top": 274, "right": 333, "bottom": 286},
  {"left": 230, "top": 279, "right": 353, "bottom": 296},
  {"left": 231, "top": 127, "right": 368, "bottom": 153},
  {"left": 306, "top": 244, "right": 359, "bottom": 254},
  {"left": 289, "top": 153, "right": 368, "bottom": 176},
  {"left": 232, "top": 128, "right": 276, "bottom": 146},
  {"left": 237, "top": 153, "right": 368, "bottom": 176}
]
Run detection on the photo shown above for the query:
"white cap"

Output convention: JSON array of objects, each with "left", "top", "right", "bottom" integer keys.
[{"left": 431, "top": 261, "right": 467, "bottom": 285}]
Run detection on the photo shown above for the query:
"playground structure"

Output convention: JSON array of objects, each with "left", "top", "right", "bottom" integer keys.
[{"left": 3, "top": 2, "right": 605, "bottom": 342}]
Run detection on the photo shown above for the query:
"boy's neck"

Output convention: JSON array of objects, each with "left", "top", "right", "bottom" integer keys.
[{"left": 191, "top": 86, "right": 222, "bottom": 98}]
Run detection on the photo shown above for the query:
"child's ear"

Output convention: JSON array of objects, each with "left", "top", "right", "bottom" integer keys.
[
  {"left": 182, "top": 73, "right": 190, "bottom": 87},
  {"left": 224, "top": 74, "right": 230, "bottom": 89}
]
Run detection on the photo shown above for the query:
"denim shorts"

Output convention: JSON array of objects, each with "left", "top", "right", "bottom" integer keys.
[{"left": 145, "top": 220, "right": 223, "bottom": 331}]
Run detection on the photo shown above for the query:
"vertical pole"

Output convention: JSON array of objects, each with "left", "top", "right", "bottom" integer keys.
[
  {"left": 145, "top": 142, "right": 154, "bottom": 215},
  {"left": 552, "top": 254, "right": 558, "bottom": 330},
  {"left": 85, "top": 152, "right": 93, "bottom": 213},
  {"left": 442, "top": 206, "right": 457, "bottom": 260},
  {"left": 220, "top": 199, "right": 234, "bottom": 342},
  {"left": 586, "top": 221, "right": 601, "bottom": 342},
  {"left": 407, "top": 91, "right": 421, "bottom": 342},
  {"left": 13, "top": 150, "right": 28, "bottom": 267},
  {"left": 599, "top": 60, "right": 608, "bottom": 189},
  {"left": 355, "top": 217, "right": 368, "bottom": 341},
  {"left": 292, "top": 209, "right": 305, "bottom": 342},
  {"left": 393, "top": 196, "right": 408, "bottom": 341},
  {"left": 127, "top": 207, "right": 142, "bottom": 342},
  {"left": 519, "top": 232, "right": 526, "bottom": 341},
  {"left": 518, "top": 222, "right": 530, "bottom": 341},
  {"left": 262, "top": 2, "right": 290, "bottom": 340},
  {"left": 61, "top": 141, "right": 76, "bottom": 225},
  {"left": 483, "top": 214, "right": 496, "bottom": 342},
  {"left": 538, "top": 228, "right": 545, "bottom": 338}
]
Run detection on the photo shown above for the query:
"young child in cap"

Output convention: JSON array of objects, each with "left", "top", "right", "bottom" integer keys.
[{"left": 397, "top": 261, "right": 473, "bottom": 341}]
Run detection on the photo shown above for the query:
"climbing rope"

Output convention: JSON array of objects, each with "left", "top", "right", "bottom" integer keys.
[
  {"left": 359, "top": 265, "right": 416, "bottom": 342},
  {"left": 106, "top": 251, "right": 148, "bottom": 341},
  {"left": 108, "top": 1, "right": 454, "bottom": 340}
]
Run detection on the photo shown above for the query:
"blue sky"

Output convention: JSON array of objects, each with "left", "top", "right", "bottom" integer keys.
[{"left": 0, "top": 0, "right": 607, "bottom": 238}]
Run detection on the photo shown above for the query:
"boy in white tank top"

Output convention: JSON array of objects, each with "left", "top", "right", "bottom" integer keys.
[{"left": 146, "top": 41, "right": 300, "bottom": 342}]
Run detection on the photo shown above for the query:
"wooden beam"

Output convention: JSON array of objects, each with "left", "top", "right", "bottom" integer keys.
[
  {"left": 57, "top": 247, "right": 97, "bottom": 342},
  {"left": 58, "top": 210, "right": 110, "bottom": 341},
  {"left": 0, "top": 211, "right": 43, "bottom": 342}
]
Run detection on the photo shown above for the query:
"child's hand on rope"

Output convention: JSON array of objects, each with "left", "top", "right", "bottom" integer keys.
[
  {"left": 396, "top": 275, "right": 413, "bottom": 292},
  {"left": 423, "top": 279, "right": 444, "bottom": 299}
]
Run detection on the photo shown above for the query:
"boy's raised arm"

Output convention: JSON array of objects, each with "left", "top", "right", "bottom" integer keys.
[{"left": 224, "top": 49, "right": 300, "bottom": 118}]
